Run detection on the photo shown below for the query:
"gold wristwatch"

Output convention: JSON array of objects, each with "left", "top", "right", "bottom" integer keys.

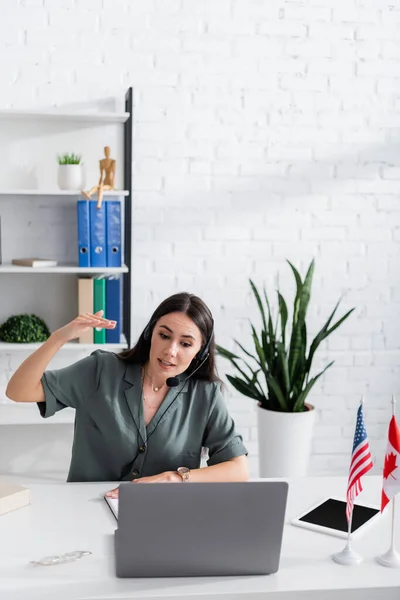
[{"left": 177, "top": 466, "right": 190, "bottom": 482}]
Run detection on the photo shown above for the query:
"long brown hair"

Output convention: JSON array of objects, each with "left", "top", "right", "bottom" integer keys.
[{"left": 118, "top": 292, "right": 219, "bottom": 382}]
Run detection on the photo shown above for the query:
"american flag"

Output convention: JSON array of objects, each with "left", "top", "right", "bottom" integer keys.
[{"left": 346, "top": 403, "right": 373, "bottom": 523}]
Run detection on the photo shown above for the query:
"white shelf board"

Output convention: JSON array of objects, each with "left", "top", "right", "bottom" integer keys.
[
  {"left": 0, "top": 334, "right": 128, "bottom": 351},
  {"left": 0, "top": 404, "right": 75, "bottom": 425},
  {"left": 0, "top": 189, "right": 128, "bottom": 196},
  {"left": 0, "top": 109, "right": 130, "bottom": 124},
  {"left": 0, "top": 264, "right": 129, "bottom": 274}
]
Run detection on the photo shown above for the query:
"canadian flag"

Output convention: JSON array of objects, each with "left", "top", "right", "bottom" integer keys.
[{"left": 381, "top": 415, "right": 400, "bottom": 512}]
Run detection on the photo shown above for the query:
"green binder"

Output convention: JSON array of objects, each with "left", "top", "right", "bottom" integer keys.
[{"left": 93, "top": 277, "right": 106, "bottom": 344}]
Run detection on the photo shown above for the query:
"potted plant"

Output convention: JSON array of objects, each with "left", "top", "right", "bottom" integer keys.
[
  {"left": 57, "top": 152, "right": 83, "bottom": 190},
  {"left": 0, "top": 314, "right": 50, "bottom": 343},
  {"left": 217, "top": 259, "right": 355, "bottom": 478}
]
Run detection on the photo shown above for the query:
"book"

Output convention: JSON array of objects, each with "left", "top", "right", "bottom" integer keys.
[
  {"left": 89, "top": 200, "right": 107, "bottom": 267},
  {"left": 11, "top": 258, "right": 58, "bottom": 267},
  {"left": 106, "top": 276, "right": 121, "bottom": 343},
  {"left": 77, "top": 200, "right": 90, "bottom": 267},
  {"left": 105, "top": 200, "right": 122, "bottom": 267},
  {"left": 105, "top": 494, "right": 118, "bottom": 520},
  {"left": 93, "top": 276, "right": 106, "bottom": 343},
  {"left": 78, "top": 277, "right": 94, "bottom": 344},
  {"left": 0, "top": 479, "right": 30, "bottom": 516}
]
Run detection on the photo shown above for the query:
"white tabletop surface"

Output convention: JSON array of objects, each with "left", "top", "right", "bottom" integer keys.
[{"left": 0, "top": 475, "right": 399, "bottom": 600}]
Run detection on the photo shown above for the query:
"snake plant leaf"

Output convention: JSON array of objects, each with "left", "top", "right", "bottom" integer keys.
[
  {"left": 306, "top": 306, "right": 355, "bottom": 374},
  {"left": 277, "top": 291, "right": 288, "bottom": 346},
  {"left": 230, "top": 358, "right": 256, "bottom": 386},
  {"left": 261, "top": 329, "right": 274, "bottom": 367},
  {"left": 275, "top": 341, "right": 290, "bottom": 397},
  {"left": 216, "top": 344, "right": 266, "bottom": 398},
  {"left": 250, "top": 279, "right": 267, "bottom": 333},
  {"left": 233, "top": 340, "right": 258, "bottom": 364},
  {"left": 215, "top": 345, "right": 241, "bottom": 361},
  {"left": 251, "top": 325, "right": 266, "bottom": 368},
  {"left": 292, "top": 361, "right": 334, "bottom": 412},
  {"left": 266, "top": 373, "right": 289, "bottom": 412},
  {"left": 288, "top": 260, "right": 314, "bottom": 383},
  {"left": 226, "top": 375, "right": 264, "bottom": 401},
  {"left": 325, "top": 309, "right": 355, "bottom": 337},
  {"left": 291, "top": 323, "right": 307, "bottom": 394},
  {"left": 263, "top": 287, "right": 275, "bottom": 342}
]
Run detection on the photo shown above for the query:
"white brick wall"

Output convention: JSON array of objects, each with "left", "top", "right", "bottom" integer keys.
[{"left": 1, "top": 0, "right": 400, "bottom": 480}]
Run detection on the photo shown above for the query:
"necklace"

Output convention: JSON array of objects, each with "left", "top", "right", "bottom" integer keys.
[
  {"left": 143, "top": 366, "right": 164, "bottom": 392},
  {"left": 141, "top": 367, "right": 163, "bottom": 409}
]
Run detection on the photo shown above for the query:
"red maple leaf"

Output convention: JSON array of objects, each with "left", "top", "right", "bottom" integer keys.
[{"left": 383, "top": 452, "right": 398, "bottom": 480}]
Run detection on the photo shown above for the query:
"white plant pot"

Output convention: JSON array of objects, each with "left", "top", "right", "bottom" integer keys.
[
  {"left": 257, "top": 403, "right": 316, "bottom": 478},
  {"left": 57, "top": 164, "right": 83, "bottom": 190}
]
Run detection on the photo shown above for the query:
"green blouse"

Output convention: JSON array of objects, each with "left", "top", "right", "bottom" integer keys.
[{"left": 38, "top": 350, "right": 247, "bottom": 482}]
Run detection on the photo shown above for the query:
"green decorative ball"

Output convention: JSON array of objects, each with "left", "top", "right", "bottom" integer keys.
[{"left": 0, "top": 314, "right": 51, "bottom": 343}]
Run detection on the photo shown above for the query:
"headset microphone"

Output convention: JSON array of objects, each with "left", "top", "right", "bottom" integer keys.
[
  {"left": 166, "top": 320, "right": 214, "bottom": 387},
  {"left": 166, "top": 355, "right": 208, "bottom": 387}
]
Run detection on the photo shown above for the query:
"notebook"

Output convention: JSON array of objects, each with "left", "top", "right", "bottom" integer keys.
[
  {"left": 11, "top": 258, "right": 58, "bottom": 267},
  {"left": 105, "top": 495, "right": 118, "bottom": 519},
  {"left": 0, "top": 479, "right": 30, "bottom": 516}
]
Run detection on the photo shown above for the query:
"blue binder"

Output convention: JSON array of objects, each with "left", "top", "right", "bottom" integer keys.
[
  {"left": 89, "top": 201, "right": 107, "bottom": 267},
  {"left": 106, "top": 200, "right": 122, "bottom": 267},
  {"left": 77, "top": 200, "right": 90, "bottom": 267},
  {"left": 106, "top": 276, "right": 121, "bottom": 343}
]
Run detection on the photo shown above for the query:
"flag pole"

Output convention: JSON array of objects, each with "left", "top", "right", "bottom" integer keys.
[
  {"left": 332, "top": 396, "right": 364, "bottom": 566},
  {"left": 377, "top": 395, "right": 400, "bottom": 568}
]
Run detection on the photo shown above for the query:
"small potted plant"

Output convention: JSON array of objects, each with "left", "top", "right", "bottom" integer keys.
[
  {"left": 0, "top": 314, "right": 50, "bottom": 343},
  {"left": 57, "top": 152, "right": 83, "bottom": 190},
  {"left": 217, "top": 259, "right": 355, "bottom": 478}
]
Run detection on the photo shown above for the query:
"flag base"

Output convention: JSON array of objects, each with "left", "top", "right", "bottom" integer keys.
[
  {"left": 332, "top": 544, "right": 363, "bottom": 566},
  {"left": 376, "top": 548, "right": 400, "bottom": 568}
]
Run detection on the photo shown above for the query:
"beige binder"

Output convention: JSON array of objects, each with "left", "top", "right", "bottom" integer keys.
[
  {"left": 78, "top": 277, "right": 94, "bottom": 343},
  {"left": 0, "top": 479, "right": 30, "bottom": 516}
]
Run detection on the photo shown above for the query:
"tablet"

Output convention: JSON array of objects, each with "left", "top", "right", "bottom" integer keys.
[{"left": 291, "top": 497, "right": 381, "bottom": 539}]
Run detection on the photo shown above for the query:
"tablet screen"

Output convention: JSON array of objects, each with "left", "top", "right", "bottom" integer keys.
[{"left": 298, "top": 498, "right": 379, "bottom": 533}]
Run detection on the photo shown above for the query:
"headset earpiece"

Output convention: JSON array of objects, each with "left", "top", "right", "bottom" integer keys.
[
  {"left": 143, "top": 322, "right": 152, "bottom": 341},
  {"left": 195, "top": 320, "right": 214, "bottom": 364}
]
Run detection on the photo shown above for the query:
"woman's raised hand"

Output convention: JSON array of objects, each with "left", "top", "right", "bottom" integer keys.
[{"left": 53, "top": 311, "right": 116, "bottom": 343}]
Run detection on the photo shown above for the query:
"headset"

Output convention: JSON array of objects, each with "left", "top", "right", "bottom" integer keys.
[{"left": 143, "top": 317, "right": 214, "bottom": 386}]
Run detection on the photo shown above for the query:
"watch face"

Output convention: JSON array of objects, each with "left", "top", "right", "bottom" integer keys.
[{"left": 178, "top": 467, "right": 189, "bottom": 475}]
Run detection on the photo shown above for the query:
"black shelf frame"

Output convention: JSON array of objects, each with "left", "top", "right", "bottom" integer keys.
[{"left": 123, "top": 87, "right": 133, "bottom": 348}]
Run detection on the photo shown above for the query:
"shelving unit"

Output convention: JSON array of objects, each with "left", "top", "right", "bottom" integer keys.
[
  {"left": 0, "top": 264, "right": 129, "bottom": 274},
  {"left": 0, "top": 190, "right": 129, "bottom": 197},
  {"left": 0, "top": 89, "right": 133, "bottom": 425},
  {"left": 0, "top": 109, "right": 130, "bottom": 124},
  {"left": 0, "top": 404, "right": 75, "bottom": 425},
  {"left": 0, "top": 334, "right": 127, "bottom": 351}
]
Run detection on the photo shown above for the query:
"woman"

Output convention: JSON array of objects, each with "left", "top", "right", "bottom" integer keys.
[{"left": 6, "top": 292, "right": 248, "bottom": 494}]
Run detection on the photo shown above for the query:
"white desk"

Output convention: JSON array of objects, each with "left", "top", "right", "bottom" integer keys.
[{"left": 0, "top": 476, "right": 399, "bottom": 600}]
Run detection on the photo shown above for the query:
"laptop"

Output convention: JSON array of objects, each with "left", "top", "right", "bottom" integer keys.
[{"left": 110, "top": 481, "right": 288, "bottom": 578}]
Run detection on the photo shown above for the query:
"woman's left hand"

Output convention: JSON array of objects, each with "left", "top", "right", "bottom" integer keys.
[{"left": 105, "top": 471, "right": 181, "bottom": 499}]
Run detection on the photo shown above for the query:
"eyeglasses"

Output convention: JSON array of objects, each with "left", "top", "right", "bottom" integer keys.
[{"left": 30, "top": 550, "right": 92, "bottom": 567}]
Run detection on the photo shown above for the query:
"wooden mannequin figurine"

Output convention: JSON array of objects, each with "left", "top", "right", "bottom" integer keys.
[{"left": 82, "top": 146, "right": 116, "bottom": 209}]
